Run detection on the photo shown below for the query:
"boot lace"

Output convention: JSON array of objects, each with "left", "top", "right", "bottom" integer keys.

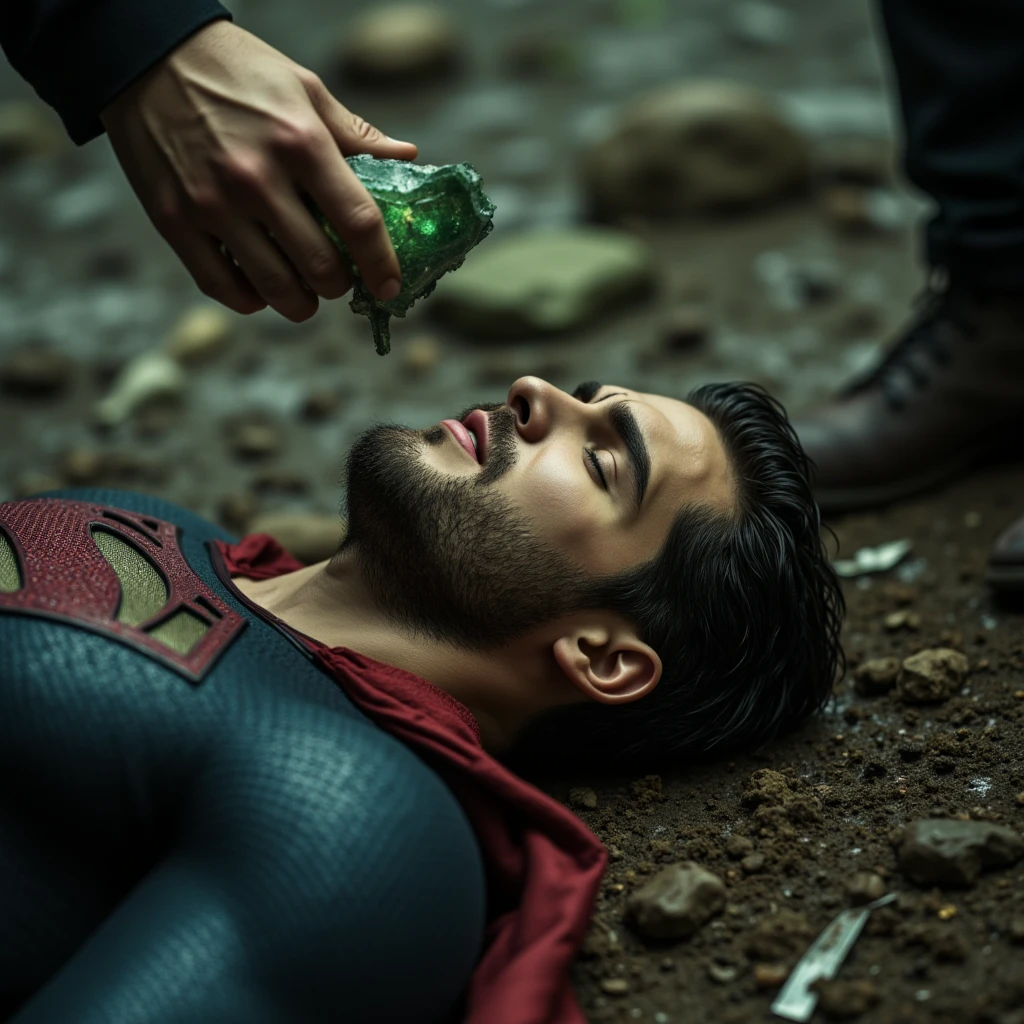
[{"left": 843, "top": 270, "right": 977, "bottom": 411}]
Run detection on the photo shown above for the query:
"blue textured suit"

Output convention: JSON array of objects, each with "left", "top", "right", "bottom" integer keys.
[{"left": 0, "top": 489, "right": 485, "bottom": 1023}]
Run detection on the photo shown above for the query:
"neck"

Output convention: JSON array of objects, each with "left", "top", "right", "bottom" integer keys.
[{"left": 233, "top": 547, "right": 557, "bottom": 753}]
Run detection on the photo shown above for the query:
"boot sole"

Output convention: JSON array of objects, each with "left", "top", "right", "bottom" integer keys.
[
  {"left": 985, "top": 563, "right": 1024, "bottom": 593},
  {"left": 814, "top": 446, "right": 1024, "bottom": 517}
]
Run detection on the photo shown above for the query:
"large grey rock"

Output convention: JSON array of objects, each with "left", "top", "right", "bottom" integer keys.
[
  {"left": 431, "top": 228, "right": 655, "bottom": 338},
  {"left": 582, "top": 81, "right": 811, "bottom": 219},
  {"left": 340, "top": 5, "right": 461, "bottom": 84},
  {"left": 898, "top": 647, "right": 969, "bottom": 704},
  {"left": 625, "top": 861, "right": 725, "bottom": 939},
  {"left": 899, "top": 818, "right": 1024, "bottom": 887}
]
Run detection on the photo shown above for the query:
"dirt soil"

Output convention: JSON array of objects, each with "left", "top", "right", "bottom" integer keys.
[{"left": 1, "top": 0, "right": 1023, "bottom": 1022}]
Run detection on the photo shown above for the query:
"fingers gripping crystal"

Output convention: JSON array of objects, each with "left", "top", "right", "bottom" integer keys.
[{"left": 312, "top": 156, "right": 496, "bottom": 355}]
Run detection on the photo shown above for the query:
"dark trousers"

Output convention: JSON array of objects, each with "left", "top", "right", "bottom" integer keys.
[{"left": 880, "top": 0, "right": 1024, "bottom": 290}]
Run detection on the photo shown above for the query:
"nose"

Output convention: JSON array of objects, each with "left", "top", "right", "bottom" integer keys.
[{"left": 506, "top": 376, "right": 581, "bottom": 443}]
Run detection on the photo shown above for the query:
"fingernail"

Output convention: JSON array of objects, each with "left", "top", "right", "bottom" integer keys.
[
  {"left": 378, "top": 278, "right": 401, "bottom": 300},
  {"left": 385, "top": 136, "right": 413, "bottom": 145}
]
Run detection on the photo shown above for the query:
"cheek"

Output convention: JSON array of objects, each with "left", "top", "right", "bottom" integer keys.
[{"left": 498, "top": 451, "right": 635, "bottom": 573}]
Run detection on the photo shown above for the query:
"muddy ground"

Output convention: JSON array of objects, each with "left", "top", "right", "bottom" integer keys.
[{"left": 1, "top": 0, "right": 1023, "bottom": 1021}]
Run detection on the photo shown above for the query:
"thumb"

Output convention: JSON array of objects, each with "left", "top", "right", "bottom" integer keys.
[{"left": 307, "top": 80, "right": 417, "bottom": 159}]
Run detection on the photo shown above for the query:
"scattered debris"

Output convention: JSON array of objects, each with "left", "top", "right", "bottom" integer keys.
[
  {"left": 844, "top": 871, "right": 886, "bottom": 905},
  {"left": 300, "top": 389, "right": 342, "bottom": 423},
  {"left": 93, "top": 351, "right": 185, "bottom": 428},
  {"left": 401, "top": 334, "right": 442, "bottom": 378},
  {"left": 833, "top": 538, "right": 912, "bottom": 578},
  {"left": 0, "top": 99, "right": 62, "bottom": 163},
  {"left": 811, "top": 978, "right": 881, "bottom": 1019},
  {"left": 626, "top": 862, "right": 726, "bottom": 939},
  {"left": 339, "top": 4, "right": 462, "bottom": 84},
  {"left": 897, "top": 819, "right": 1024, "bottom": 887},
  {"left": 852, "top": 657, "right": 901, "bottom": 696},
  {"left": 582, "top": 80, "right": 811, "bottom": 219},
  {"left": 771, "top": 893, "right": 896, "bottom": 1022},
  {"left": 898, "top": 648, "right": 969, "bottom": 705},
  {"left": 660, "top": 304, "right": 711, "bottom": 352},
  {"left": 569, "top": 787, "right": 599, "bottom": 810},
  {"left": 224, "top": 414, "right": 284, "bottom": 460},
  {"left": 0, "top": 346, "right": 74, "bottom": 398},
  {"left": 166, "top": 306, "right": 234, "bottom": 365},
  {"left": 884, "top": 609, "right": 920, "bottom": 631},
  {"left": 431, "top": 228, "right": 655, "bottom": 338}
]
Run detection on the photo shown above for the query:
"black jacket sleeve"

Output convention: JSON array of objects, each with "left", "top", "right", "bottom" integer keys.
[{"left": 0, "top": 0, "right": 232, "bottom": 145}]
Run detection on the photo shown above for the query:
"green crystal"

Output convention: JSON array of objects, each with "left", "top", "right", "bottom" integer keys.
[{"left": 313, "top": 156, "right": 495, "bottom": 355}]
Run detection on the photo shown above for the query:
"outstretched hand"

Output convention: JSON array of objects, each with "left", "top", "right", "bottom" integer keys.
[{"left": 100, "top": 20, "right": 418, "bottom": 322}]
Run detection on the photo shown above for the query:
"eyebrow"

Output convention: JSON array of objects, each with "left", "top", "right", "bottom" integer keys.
[{"left": 574, "top": 382, "right": 651, "bottom": 510}]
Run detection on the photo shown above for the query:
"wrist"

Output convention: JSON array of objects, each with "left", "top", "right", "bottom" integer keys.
[{"left": 99, "top": 17, "right": 236, "bottom": 127}]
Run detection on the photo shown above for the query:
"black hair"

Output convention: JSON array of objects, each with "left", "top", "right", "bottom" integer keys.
[{"left": 505, "top": 381, "right": 845, "bottom": 770}]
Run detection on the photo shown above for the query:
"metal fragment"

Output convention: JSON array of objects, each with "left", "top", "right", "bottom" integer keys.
[
  {"left": 771, "top": 893, "right": 897, "bottom": 1022},
  {"left": 833, "top": 538, "right": 912, "bottom": 578}
]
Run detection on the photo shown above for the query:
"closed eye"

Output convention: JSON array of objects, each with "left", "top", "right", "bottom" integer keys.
[{"left": 585, "top": 447, "right": 609, "bottom": 489}]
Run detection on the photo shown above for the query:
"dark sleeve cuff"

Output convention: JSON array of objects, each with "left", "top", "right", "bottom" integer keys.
[{"left": 13, "top": 0, "right": 233, "bottom": 145}]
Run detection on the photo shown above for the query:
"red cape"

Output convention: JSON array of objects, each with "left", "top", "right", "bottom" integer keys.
[{"left": 212, "top": 534, "right": 608, "bottom": 1024}]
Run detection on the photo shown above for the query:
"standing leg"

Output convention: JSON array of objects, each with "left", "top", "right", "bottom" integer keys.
[
  {"left": 882, "top": 0, "right": 1024, "bottom": 289},
  {"left": 793, "top": 0, "right": 1024, "bottom": 513}
]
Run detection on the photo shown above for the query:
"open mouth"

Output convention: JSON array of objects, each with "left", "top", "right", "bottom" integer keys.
[{"left": 441, "top": 419, "right": 481, "bottom": 463}]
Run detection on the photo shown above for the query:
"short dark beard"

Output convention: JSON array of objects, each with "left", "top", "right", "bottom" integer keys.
[{"left": 338, "top": 406, "right": 593, "bottom": 650}]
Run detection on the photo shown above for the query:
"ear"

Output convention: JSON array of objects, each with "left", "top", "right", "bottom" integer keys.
[{"left": 551, "top": 619, "right": 662, "bottom": 706}]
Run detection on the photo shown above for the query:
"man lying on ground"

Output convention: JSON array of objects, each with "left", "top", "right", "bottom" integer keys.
[{"left": 0, "top": 375, "right": 843, "bottom": 1024}]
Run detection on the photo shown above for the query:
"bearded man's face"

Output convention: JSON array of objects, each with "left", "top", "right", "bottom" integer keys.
[
  {"left": 341, "top": 403, "right": 591, "bottom": 650},
  {"left": 338, "top": 377, "right": 735, "bottom": 652}
]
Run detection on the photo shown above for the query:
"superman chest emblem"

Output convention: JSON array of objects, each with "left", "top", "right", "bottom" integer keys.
[{"left": 0, "top": 498, "right": 246, "bottom": 683}]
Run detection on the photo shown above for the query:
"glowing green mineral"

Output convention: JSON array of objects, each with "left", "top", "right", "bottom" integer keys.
[{"left": 313, "top": 155, "right": 496, "bottom": 355}]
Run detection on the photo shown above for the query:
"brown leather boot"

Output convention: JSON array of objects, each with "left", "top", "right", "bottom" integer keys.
[{"left": 793, "top": 277, "right": 1024, "bottom": 514}]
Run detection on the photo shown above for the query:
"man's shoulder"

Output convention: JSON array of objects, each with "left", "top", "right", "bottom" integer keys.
[{"left": 211, "top": 706, "right": 465, "bottom": 838}]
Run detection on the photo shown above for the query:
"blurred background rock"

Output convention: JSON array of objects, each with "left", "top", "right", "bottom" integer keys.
[{"left": 0, "top": 0, "right": 924, "bottom": 553}]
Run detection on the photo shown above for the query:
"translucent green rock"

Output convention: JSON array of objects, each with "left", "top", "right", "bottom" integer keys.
[{"left": 313, "top": 155, "right": 495, "bottom": 355}]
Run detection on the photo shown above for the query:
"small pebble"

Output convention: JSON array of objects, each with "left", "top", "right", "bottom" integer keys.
[
  {"left": 301, "top": 389, "right": 342, "bottom": 422},
  {"left": 166, "top": 306, "right": 234, "bottom": 365},
  {"left": 741, "top": 853, "right": 766, "bottom": 874},
  {"left": 707, "top": 963, "right": 738, "bottom": 984},
  {"left": 0, "top": 100, "right": 61, "bottom": 163},
  {"left": 725, "top": 835, "right": 755, "bottom": 860},
  {"left": 660, "top": 305, "right": 709, "bottom": 352},
  {"left": 13, "top": 470, "right": 62, "bottom": 499},
  {"left": 59, "top": 448, "right": 105, "bottom": 486},
  {"left": 599, "top": 978, "right": 630, "bottom": 996},
  {"left": 0, "top": 347, "right": 74, "bottom": 398},
  {"left": 846, "top": 871, "right": 886, "bottom": 905},
  {"left": 217, "top": 493, "right": 260, "bottom": 535},
  {"left": 225, "top": 417, "right": 284, "bottom": 460},
  {"left": 753, "top": 963, "right": 788, "bottom": 989},
  {"left": 401, "top": 334, "right": 441, "bottom": 378},
  {"left": 568, "top": 787, "right": 598, "bottom": 810},
  {"left": 885, "top": 609, "right": 921, "bottom": 631}
]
